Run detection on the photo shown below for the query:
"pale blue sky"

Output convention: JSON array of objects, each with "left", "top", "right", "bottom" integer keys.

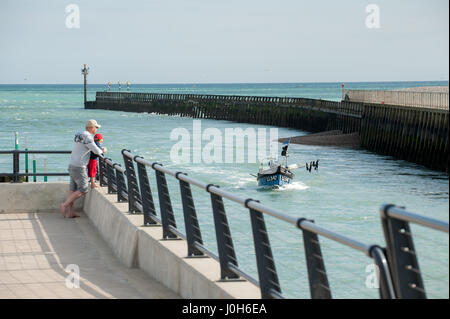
[{"left": 0, "top": 0, "right": 448, "bottom": 84}]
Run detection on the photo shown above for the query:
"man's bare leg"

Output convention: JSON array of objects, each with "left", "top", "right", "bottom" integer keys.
[
  {"left": 68, "top": 202, "right": 79, "bottom": 218},
  {"left": 60, "top": 190, "right": 75, "bottom": 218},
  {"left": 61, "top": 191, "right": 84, "bottom": 218},
  {"left": 90, "top": 177, "right": 98, "bottom": 189},
  {"left": 60, "top": 203, "right": 66, "bottom": 217}
]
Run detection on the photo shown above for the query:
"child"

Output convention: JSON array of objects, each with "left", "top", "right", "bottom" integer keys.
[{"left": 88, "top": 133, "right": 105, "bottom": 188}]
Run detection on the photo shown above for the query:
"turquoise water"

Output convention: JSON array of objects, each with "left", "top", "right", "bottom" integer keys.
[{"left": 0, "top": 82, "right": 448, "bottom": 298}]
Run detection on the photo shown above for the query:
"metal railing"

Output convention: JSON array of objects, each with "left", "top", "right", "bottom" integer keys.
[
  {"left": 380, "top": 205, "right": 449, "bottom": 299},
  {"left": 4, "top": 147, "right": 446, "bottom": 298},
  {"left": 100, "top": 157, "right": 129, "bottom": 203},
  {"left": 94, "top": 149, "right": 444, "bottom": 299},
  {"left": 0, "top": 150, "right": 71, "bottom": 182}
]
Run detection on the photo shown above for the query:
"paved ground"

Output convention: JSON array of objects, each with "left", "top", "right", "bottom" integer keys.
[{"left": 0, "top": 212, "right": 180, "bottom": 299}]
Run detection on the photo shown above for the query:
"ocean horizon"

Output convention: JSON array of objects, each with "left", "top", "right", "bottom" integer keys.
[
  {"left": 1, "top": 80, "right": 448, "bottom": 86},
  {"left": 1, "top": 80, "right": 448, "bottom": 103}
]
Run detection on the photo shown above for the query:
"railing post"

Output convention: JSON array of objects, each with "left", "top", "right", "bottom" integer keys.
[
  {"left": 298, "top": 219, "right": 332, "bottom": 299},
  {"left": 105, "top": 159, "right": 116, "bottom": 194},
  {"left": 246, "top": 199, "right": 281, "bottom": 299},
  {"left": 135, "top": 157, "right": 158, "bottom": 225},
  {"left": 369, "top": 245, "right": 397, "bottom": 299},
  {"left": 154, "top": 163, "right": 178, "bottom": 239},
  {"left": 99, "top": 157, "right": 107, "bottom": 187},
  {"left": 122, "top": 149, "right": 142, "bottom": 213},
  {"left": 114, "top": 164, "right": 128, "bottom": 202},
  {"left": 380, "top": 204, "right": 426, "bottom": 299},
  {"left": 12, "top": 150, "right": 20, "bottom": 183},
  {"left": 177, "top": 172, "right": 204, "bottom": 256},
  {"left": 207, "top": 184, "right": 239, "bottom": 280}
]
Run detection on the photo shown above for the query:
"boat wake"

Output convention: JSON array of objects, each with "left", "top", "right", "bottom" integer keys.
[
  {"left": 274, "top": 181, "right": 309, "bottom": 191},
  {"left": 256, "top": 181, "right": 309, "bottom": 191}
]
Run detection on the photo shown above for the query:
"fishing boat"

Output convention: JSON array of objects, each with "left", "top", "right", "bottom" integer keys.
[
  {"left": 257, "top": 157, "right": 295, "bottom": 187},
  {"left": 254, "top": 138, "right": 319, "bottom": 188},
  {"left": 256, "top": 139, "right": 294, "bottom": 188}
]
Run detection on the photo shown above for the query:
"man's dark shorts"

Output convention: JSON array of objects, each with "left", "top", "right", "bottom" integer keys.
[{"left": 68, "top": 165, "right": 89, "bottom": 193}]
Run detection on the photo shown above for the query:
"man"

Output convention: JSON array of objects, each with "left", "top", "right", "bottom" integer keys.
[{"left": 60, "top": 119, "right": 107, "bottom": 218}]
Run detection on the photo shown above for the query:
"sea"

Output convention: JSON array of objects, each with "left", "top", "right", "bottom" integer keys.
[{"left": 0, "top": 81, "right": 448, "bottom": 298}]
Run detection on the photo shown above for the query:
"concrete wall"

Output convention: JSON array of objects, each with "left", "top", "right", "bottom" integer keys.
[
  {"left": 0, "top": 182, "right": 84, "bottom": 213},
  {"left": 83, "top": 187, "right": 261, "bottom": 299},
  {"left": 344, "top": 89, "right": 449, "bottom": 110}
]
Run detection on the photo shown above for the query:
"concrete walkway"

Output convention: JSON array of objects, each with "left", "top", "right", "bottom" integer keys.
[{"left": 0, "top": 211, "right": 180, "bottom": 299}]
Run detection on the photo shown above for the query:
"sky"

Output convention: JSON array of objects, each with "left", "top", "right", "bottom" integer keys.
[{"left": 0, "top": 0, "right": 448, "bottom": 84}]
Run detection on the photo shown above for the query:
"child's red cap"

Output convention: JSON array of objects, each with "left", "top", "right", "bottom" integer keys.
[{"left": 94, "top": 133, "right": 103, "bottom": 140}]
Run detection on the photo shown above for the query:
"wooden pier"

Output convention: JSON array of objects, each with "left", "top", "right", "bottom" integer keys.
[
  {"left": 86, "top": 92, "right": 448, "bottom": 172},
  {"left": 360, "top": 103, "right": 448, "bottom": 171}
]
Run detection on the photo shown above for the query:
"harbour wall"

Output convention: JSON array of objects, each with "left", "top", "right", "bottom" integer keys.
[
  {"left": 86, "top": 92, "right": 449, "bottom": 172},
  {"left": 343, "top": 89, "right": 449, "bottom": 109},
  {"left": 361, "top": 103, "right": 448, "bottom": 171},
  {"left": 0, "top": 182, "right": 84, "bottom": 213}
]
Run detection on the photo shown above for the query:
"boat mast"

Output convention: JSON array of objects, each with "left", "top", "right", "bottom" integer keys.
[{"left": 281, "top": 138, "right": 290, "bottom": 167}]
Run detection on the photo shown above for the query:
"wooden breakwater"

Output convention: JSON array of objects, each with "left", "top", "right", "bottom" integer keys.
[
  {"left": 89, "top": 92, "right": 363, "bottom": 133},
  {"left": 86, "top": 92, "right": 449, "bottom": 172},
  {"left": 361, "top": 103, "right": 448, "bottom": 172}
]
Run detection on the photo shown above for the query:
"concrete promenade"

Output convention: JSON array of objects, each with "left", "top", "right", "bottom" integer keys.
[
  {"left": 0, "top": 182, "right": 260, "bottom": 299},
  {"left": 0, "top": 211, "right": 180, "bottom": 299}
]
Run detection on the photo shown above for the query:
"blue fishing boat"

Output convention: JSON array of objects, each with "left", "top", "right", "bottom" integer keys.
[
  {"left": 257, "top": 158, "right": 295, "bottom": 187},
  {"left": 255, "top": 138, "right": 319, "bottom": 188},
  {"left": 257, "top": 139, "right": 294, "bottom": 188}
]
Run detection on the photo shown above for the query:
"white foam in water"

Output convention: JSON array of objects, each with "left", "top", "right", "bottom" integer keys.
[
  {"left": 236, "top": 177, "right": 255, "bottom": 187},
  {"left": 275, "top": 181, "right": 309, "bottom": 191}
]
